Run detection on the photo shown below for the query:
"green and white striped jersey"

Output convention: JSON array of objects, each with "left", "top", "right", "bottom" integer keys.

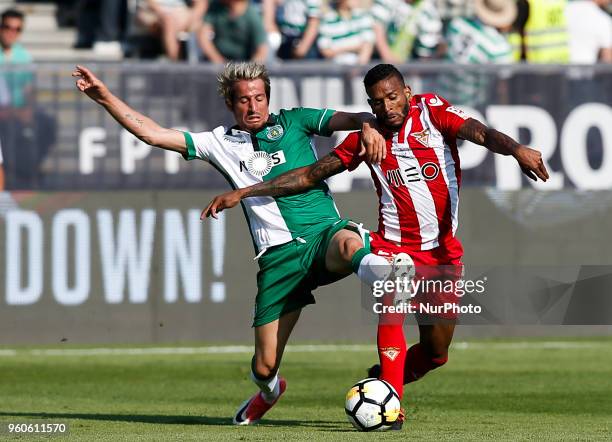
[
  {"left": 318, "top": 9, "right": 374, "bottom": 64},
  {"left": 446, "top": 17, "right": 513, "bottom": 64},
  {"left": 442, "top": 17, "right": 512, "bottom": 106},
  {"left": 278, "top": 0, "right": 323, "bottom": 37},
  {"left": 371, "top": 0, "right": 442, "bottom": 59},
  {"left": 183, "top": 107, "right": 340, "bottom": 254}
]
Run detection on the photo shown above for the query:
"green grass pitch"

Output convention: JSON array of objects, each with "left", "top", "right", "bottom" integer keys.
[{"left": 0, "top": 339, "right": 611, "bottom": 441}]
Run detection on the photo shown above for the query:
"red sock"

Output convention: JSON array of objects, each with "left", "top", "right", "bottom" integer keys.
[
  {"left": 403, "top": 343, "right": 448, "bottom": 384},
  {"left": 377, "top": 323, "right": 407, "bottom": 399}
]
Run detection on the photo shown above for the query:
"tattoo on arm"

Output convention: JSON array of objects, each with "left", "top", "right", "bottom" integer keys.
[
  {"left": 242, "top": 153, "right": 346, "bottom": 198},
  {"left": 457, "top": 118, "right": 487, "bottom": 144},
  {"left": 457, "top": 118, "right": 519, "bottom": 156},
  {"left": 124, "top": 113, "right": 144, "bottom": 128}
]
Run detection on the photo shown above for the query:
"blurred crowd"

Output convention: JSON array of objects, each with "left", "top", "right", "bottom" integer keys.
[
  {"left": 0, "top": 0, "right": 611, "bottom": 190},
  {"left": 47, "top": 0, "right": 612, "bottom": 64}
]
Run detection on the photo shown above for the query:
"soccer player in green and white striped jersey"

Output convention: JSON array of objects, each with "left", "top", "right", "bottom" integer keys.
[{"left": 73, "top": 61, "right": 398, "bottom": 425}]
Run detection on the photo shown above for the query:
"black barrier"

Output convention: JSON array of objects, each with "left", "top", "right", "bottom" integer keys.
[{"left": 0, "top": 63, "right": 611, "bottom": 190}]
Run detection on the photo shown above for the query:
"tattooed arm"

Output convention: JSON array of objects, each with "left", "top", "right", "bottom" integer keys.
[
  {"left": 72, "top": 65, "right": 186, "bottom": 154},
  {"left": 202, "top": 153, "right": 346, "bottom": 218},
  {"left": 457, "top": 118, "right": 549, "bottom": 182}
]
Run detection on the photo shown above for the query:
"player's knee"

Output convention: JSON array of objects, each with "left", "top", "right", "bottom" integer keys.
[
  {"left": 431, "top": 352, "right": 448, "bottom": 368},
  {"left": 340, "top": 235, "right": 363, "bottom": 262},
  {"left": 422, "top": 343, "right": 449, "bottom": 367},
  {"left": 253, "top": 355, "right": 279, "bottom": 379}
]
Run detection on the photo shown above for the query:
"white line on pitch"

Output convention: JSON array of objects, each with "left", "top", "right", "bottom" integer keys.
[{"left": 0, "top": 342, "right": 609, "bottom": 357}]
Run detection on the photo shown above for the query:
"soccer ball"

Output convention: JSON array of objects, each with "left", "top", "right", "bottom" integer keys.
[{"left": 344, "top": 378, "right": 401, "bottom": 431}]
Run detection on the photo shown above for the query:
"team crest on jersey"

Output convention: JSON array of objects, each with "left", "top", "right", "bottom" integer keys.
[
  {"left": 380, "top": 347, "right": 401, "bottom": 361},
  {"left": 411, "top": 129, "right": 430, "bottom": 147},
  {"left": 265, "top": 125, "right": 284, "bottom": 141},
  {"left": 242, "top": 150, "right": 287, "bottom": 176}
]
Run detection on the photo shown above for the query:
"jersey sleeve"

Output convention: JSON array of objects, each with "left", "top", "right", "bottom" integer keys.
[
  {"left": 332, "top": 131, "right": 363, "bottom": 171},
  {"left": 182, "top": 131, "right": 214, "bottom": 162},
  {"left": 286, "top": 107, "right": 336, "bottom": 137},
  {"left": 424, "top": 94, "right": 469, "bottom": 140}
]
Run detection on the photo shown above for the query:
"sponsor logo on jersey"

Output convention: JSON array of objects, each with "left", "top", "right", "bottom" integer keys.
[
  {"left": 421, "top": 162, "right": 440, "bottom": 180},
  {"left": 240, "top": 150, "right": 287, "bottom": 176},
  {"left": 411, "top": 129, "right": 430, "bottom": 147},
  {"left": 446, "top": 106, "right": 467, "bottom": 119},
  {"left": 265, "top": 125, "right": 284, "bottom": 141},
  {"left": 380, "top": 347, "right": 401, "bottom": 361},
  {"left": 386, "top": 162, "right": 440, "bottom": 186},
  {"left": 428, "top": 95, "right": 444, "bottom": 106}
]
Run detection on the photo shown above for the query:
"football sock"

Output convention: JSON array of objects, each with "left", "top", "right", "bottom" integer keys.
[
  {"left": 351, "top": 248, "right": 392, "bottom": 287},
  {"left": 403, "top": 343, "right": 448, "bottom": 384},
  {"left": 250, "top": 367, "right": 281, "bottom": 404},
  {"left": 377, "top": 323, "right": 407, "bottom": 399}
]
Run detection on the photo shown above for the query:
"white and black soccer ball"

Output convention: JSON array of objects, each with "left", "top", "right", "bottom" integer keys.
[{"left": 345, "top": 378, "right": 401, "bottom": 431}]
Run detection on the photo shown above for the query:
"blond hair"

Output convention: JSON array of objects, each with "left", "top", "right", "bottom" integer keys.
[{"left": 217, "top": 61, "right": 271, "bottom": 105}]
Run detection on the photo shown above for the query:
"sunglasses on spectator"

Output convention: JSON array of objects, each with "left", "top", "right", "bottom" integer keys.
[{"left": 1, "top": 24, "right": 22, "bottom": 32}]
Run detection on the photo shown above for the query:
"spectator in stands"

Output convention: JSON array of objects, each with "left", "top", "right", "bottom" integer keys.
[
  {"left": 441, "top": 0, "right": 516, "bottom": 105},
  {"left": 518, "top": 0, "right": 570, "bottom": 63},
  {"left": 136, "top": 0, "right": 207, "bottom": 61},
  {"left": 372, "top": 0, "right": 444, "bottom": 63},
  {"left": 0, "top": 8, "right": 55, "bottom": 189},
  {"left": 260, "top": 0, "right": 282, "bottom": 58},
  {"left": 272, "top": 0, "right": 322, "bottom": 60},
  {"left": 198, "top": 0, "right": 268, "bottom": 63},
  {"left": 0, "top": 8, "right": 32, "bottom": 112},
  {"left": 446, "top": 0, "right": 515, "bottom": 64},
  {"left": 74, "top": 0, "right": 126, "bottom": 57},
  {"left": 566, "top": 0, "right": 612, "bottom": 63},
  {"left": 318, "top": 0, "right": 375, "bottom": 65},
  {"left": 433, "top": 0, "right": 476, "bottom": 25}
]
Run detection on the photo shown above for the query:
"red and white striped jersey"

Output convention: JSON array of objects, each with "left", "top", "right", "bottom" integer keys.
[{"left": 334, "top": 93, "right": 468, "bottom": 256}]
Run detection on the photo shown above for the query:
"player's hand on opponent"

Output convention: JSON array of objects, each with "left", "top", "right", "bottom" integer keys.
[
  {"left": 201, "top": 190, "right": 243, "bottom": 219},
  {"left": 72, "top": 65, "right": 110, "bottom": 103},
  {"left": 359, "top": 120, "right": 386, "bottom": 164},
  {"left": 513, "top": 145, "right": 550, "bottom": 182}
]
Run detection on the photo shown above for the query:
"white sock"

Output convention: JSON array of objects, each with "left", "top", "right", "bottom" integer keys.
[
  {"left": 251, "top": 368, "right": 280, "bottom": 404},
  {"left": 357, "top": 253, "right": 392, "bottom": 287}
]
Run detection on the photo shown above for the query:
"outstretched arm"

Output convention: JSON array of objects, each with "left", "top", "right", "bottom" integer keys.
[
  {"left": 457, "top": 118, "right": 549, "bottom": 182},
  {"left": 202, "top": 153, "right": 346, "bottom": 219},
  {"left": 72, "top": 65, "right": 186, "bottom": 154}
]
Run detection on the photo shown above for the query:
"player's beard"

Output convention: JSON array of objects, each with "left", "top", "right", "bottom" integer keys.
[{"left": 383, "top": 102, "right": 410, "bottom": 131}]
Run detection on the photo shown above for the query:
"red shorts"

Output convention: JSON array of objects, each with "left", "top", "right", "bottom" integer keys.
[
  {"left": 369, "top": 232, "right": 463, "bottom": 266},
  {"left": 370, "top": 232, "right": 464, "bottom": 322}
]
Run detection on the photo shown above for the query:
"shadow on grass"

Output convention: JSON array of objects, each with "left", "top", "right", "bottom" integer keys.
[{"left": 0, "top": 411, "right": 340, "bottom": 428}]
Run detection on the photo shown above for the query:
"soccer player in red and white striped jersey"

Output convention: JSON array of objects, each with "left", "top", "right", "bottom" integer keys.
[
  {"left": 204, "top": 64, "right": 549, "bottom": 428},
  {"left": 334, "top": 89, "right": 466, "bottom": 262}
]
